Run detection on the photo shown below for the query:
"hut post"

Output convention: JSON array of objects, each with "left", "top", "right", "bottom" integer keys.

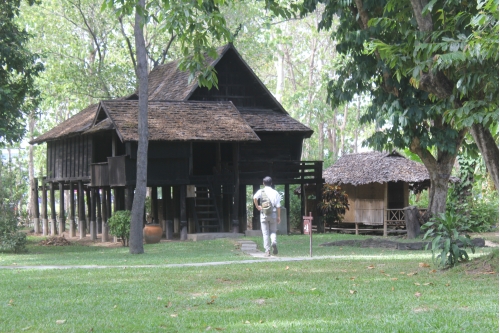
[
  {"left": 78, "top": 180, "right": 86, "bottom": 238},
  {"left": 96, "top": 189, "right": 102, "bottom": 234},
  {"left": 58, "top": 182, "right": 65, "bottom": 235},
  {"left": 49, "top": 182, "right": 57, "bottom": 236},
  {"left": 231, "top": 143, "right": 240, "bottom": 233},
  {"left": 238, "top": 184, "right": 247, "bottom": 232},
  {"left": 69, "top": 182, "right": 76, "bottom": 237},
  {"left": 125, "top": 186, "right": 134, "bottom": 211},
  {"left": 383, "top": 182, "right": 388, "bottom": 237},
  {"left": 284, "top": 183, "right": 290, "bottom": 234},
  {"left": 101, "top": 188, "right": 109, "bottom": 242},
  {"left": 31, "top": 178, "right": 40, "bottom": 234},
  {"left": 90, "top": 188, "right": 97, "bottom": 241},
  {"left": 41, "top": 179, "right": 48, "bottom": 236},
  {"left": 180, "top": 185, "right": 187, "bottom": 240},
  {"left": 173, "top": 186, "right": 180, "bottom": 234},
  {"left": 85, "top": 188, "right": 91, "bottom": 233},
  {"left": 315, "top": 162, "right": 323, "bottom": 233},
  {"left": 252, "top": 184, "right": 260, "bottom": 230},
  {"left": 300, "top": 183, "right": 305, "bottom": 234},
  {"left": 152, "top": 186, "right": 158, "bottom": 223},
  {"left": 163, "top": 186, "right": 174, "bottom": 240}
]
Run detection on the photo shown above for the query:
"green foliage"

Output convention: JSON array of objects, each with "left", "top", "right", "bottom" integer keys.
[
  {"left": 447, "top": 155, "right": 499, "bottom": 232},
  {"left": 318, "top": 184, "right": 349, "bottom": 227},
  {"left": 422, "top": 212, "right": 475, "bottom": 268},
  {"left": 0, "top": 0, "right": 43, "bottom": 144},
  {"left": 107, "top": 210, "right": 131, "bottom": 247},
  {"left": 0, "top": 210, "right": 27, "bottom": 253}
]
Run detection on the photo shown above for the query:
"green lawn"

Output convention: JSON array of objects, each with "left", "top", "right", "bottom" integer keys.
[{"left": 0, "top": 234, "right": 498, "bottom": 332}]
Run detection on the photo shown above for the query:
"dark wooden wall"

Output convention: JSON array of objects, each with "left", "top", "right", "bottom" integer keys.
[
  {"left": 46, "top": 136, "right": 92, "bottom": 182},
  {"left": 189, "top": 49, "right": 277, "bottom": 109},
  {"left": 240, "top": 133, "right": 303, "bottom": 162}
]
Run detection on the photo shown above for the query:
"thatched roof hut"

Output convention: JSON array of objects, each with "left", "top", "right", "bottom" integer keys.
[{"left": 323, "top": 151, "right": 429, "bottom": 186}]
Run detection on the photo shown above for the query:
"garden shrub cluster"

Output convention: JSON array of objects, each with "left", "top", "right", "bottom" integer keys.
[{"left": 0, "top": 210, "right": 27, "bottom": 253}]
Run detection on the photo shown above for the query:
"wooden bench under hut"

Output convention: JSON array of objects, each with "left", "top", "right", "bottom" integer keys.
[
  {"left": 29, "top": 44, "right": 323, "bottom": 241},
  {"left": 322, "top": 151, "right": 431, "bottom": 236}
]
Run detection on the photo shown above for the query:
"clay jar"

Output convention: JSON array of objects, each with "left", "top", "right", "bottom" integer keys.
[{"left": 143, "top": 224, "right": 163, "bottom": 244}]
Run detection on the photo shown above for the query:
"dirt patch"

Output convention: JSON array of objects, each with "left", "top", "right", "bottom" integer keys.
[
  {"left": 30, "top": 231, "right": 123, "bottom": 248},
  {"left": 38, "top": 236, "right": 72, "bottom": 246},
  {"left": 319, "top": 237, "right": 486, "bottom": 250}
]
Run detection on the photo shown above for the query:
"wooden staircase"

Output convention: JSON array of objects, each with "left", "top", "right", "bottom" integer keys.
[{"left": 192, "top": 185, "right": 223, "bottom": 233}]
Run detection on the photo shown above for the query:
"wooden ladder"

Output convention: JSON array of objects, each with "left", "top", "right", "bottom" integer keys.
[{"left": 193, "top": 185, "right": 222, "bottom": 233}]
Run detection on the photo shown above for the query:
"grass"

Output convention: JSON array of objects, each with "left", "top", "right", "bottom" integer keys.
[{"left": 0, "top": 233, "right": 498, "bottom": 332}]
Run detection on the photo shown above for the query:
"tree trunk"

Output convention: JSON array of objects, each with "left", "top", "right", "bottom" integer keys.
[
  {"left": 318, "top": 120, "right": 324, "bottom": 160},
  {"left": 129, "top": 0, "right": 148, "bottom": 254},
  {"left": 339, "top": 104, "right": 348, "bottom": 154},
  {"left": 410, "top": 129, "right": 465, "bottom": 220},
  {"left": 28, "top": 116, "right": 35, "bottom": 219},
  {"left": 354, "top": 97, "right": 360, "bottom": 153},
  {"left": 470, "top": 123, "right": 499, "bottom": 190}
]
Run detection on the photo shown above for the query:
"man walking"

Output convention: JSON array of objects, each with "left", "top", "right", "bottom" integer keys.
[{"left": 253, "top": 176, "right": 281, "bottom": 257}]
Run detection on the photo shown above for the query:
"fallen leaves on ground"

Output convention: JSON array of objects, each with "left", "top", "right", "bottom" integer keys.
[
  {"left": 419, "top": 262, "right": 430, "bottom": 268},
  {"left": 39, "top": 236, "right": 72, "bottom": 246},
  {"left": 414, "top": 292, "right": 422, "bottom": 298},
  {"left": 349, "top": 290, "right": 357, "bottom": 294},
  {"left": 56, "top": 320, "right": 66, "bottom": 324}
]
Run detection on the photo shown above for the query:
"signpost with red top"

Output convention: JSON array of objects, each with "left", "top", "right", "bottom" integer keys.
[{"left": 303, "top": 212, "right": 313, "bottom": 257}]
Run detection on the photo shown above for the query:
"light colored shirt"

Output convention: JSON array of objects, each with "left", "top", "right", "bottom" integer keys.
[{"left": 253, "top": 186, "right": 281, "bottom": 210}]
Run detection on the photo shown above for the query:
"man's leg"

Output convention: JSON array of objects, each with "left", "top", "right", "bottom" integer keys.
[
  {"left": 261, "top": 218, "right": 271, "bottom": 254},
  {"left": 269, "top": 218, "right": 278, "bottom": 255}
]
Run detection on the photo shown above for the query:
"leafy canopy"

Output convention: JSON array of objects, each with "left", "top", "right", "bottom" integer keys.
[{"left": 0, "top": 0, "right": 44, "bottom": 144}]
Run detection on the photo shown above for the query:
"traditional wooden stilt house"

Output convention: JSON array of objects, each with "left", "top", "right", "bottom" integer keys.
[
  {"left": 322, "top": 151, "right": 430, "bottom": 235},
  {"left": 30, "top": 44, "right": 323, "bottom": 240}
]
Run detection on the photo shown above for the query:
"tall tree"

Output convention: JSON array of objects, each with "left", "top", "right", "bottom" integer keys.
[
  {"left": 299, "top": 0, "right": 496, "bottom": 217},
  {"left": 0, "top": 0, "right": 43, "bottom": 145},
  {"left": 103, "top": 0, "right": 234, "bottom": 253}
]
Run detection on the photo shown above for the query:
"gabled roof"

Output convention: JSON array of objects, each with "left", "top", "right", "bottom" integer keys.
[
  {"left": 323, "top": 151, "right": 430, "bottom": 185},
  {"left": 238, "top": 108, "right": 313, "bottom": 136},
  {"left": 30, "top": 103, "right": 98, "bottom": 144},
  {"left": 144, "top": 44, "right": 288, "bottom": 114},
  {"left": 96, "top": 100, "right": 260, "bottom": 142}
]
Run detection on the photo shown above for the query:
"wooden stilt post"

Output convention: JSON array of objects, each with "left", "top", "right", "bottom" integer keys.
[
  {"left": 32, "top": 178, "right": 40, "bottom": 234},
  {"left": 90, "top": 188, "right": 97, "bottom": 241},
  {"left": 42, "top": 179, "right": 48, "bottom": 236},
  {"left": 101, "top": 188, "right": 109, "bottom": 242},
  {"left": 78, "top": 180, "right": 86, "bottom": 238},
  {"left": 96, "top": 189, "right": 102, "bottom": 234},
  {"left": 125, "top": 186, "right": 134, "bottom": 211},
  {"left": 239, "top": 184, "right": 246, "bottom": 232},
  {"left": 252, "top": 184, "right": 260, "bottom": 230},
  {"left": 180, "top": 185, "right": 187, "bottom": 240},
  {"left": 152, "top": 186, "right": 158, "bottom": 224},
  {"left": 315, "top": 162, "right": 323, "bottom": 233},
  {"left": 173, "top": 186, "right": 180, "bottom": 234},
  {"left": 285, "top": 183, "right": 290, "bottom": 234},
  {"left": 231, "top": 143, "right": 240, "bottom": 233},
  {"left": 86, "top": 188, "right": 91, "bottom": 233},
  {"left": 50, "top": 182, "right": 57, "bottom": 236},
  {"left": 300, "top": 183, "right": 305, "bottom": 234},
  {"left": 58, "top": 182, "right": 65, "bottom": 235},
  {"left": 163, "top": 186, "right": 173, "bottom": 240},
  {"left": 69, "top": 182, "right": 76, "bottom": 237}
]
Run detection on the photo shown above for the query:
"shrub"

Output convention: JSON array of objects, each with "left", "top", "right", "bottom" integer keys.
[
  {"left": 318, "top": 184, "right": 349, "bottom": 227},
  {"left": 107, "top": 210, "right": 131, "bottom": 247},
  {"left": 422, "top": 212, "right": 475, "bottom": 268},
  {"left": 0, "top": 210, "right": 27, "bottom": 253}
]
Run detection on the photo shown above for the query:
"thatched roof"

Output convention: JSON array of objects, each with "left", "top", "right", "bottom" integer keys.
[
  {"left": 97, "top": 100, "right": 260, "bottom": 142},
  {"left": 145, "top": 45, "right": 225, "bottom": 101},
  {"left": 30, "top": 104, "right": 98, "bottom": 144},
  {"left": 323, "top": 151, "right": 430, "bottom": 185},
  {"left": 238, "top": 108, "right": 313, "bottom": 136},
  {"left": 32, "top": 44, "right": 312, "bottom": 144}
]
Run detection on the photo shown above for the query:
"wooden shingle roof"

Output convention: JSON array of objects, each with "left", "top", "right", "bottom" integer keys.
[
  {"left": 323, "top": 151, "right": 430, "bottom": 185},
  {"left": 146, "top": 45, "right": 228, "bottom": 101},
  {"left": 238, "top": 108, "right": 313, "bottom": 136},
  {"left": 98, "top": 100, "right": 260, "bottom": 142},
  {"left": 30, "top": 103, "right": 98, "bottom": 144}
]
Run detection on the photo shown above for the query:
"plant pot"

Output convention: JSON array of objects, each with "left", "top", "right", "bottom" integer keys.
[{"left": 143, "top": 224, "right": 163, "bottom": 244}]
